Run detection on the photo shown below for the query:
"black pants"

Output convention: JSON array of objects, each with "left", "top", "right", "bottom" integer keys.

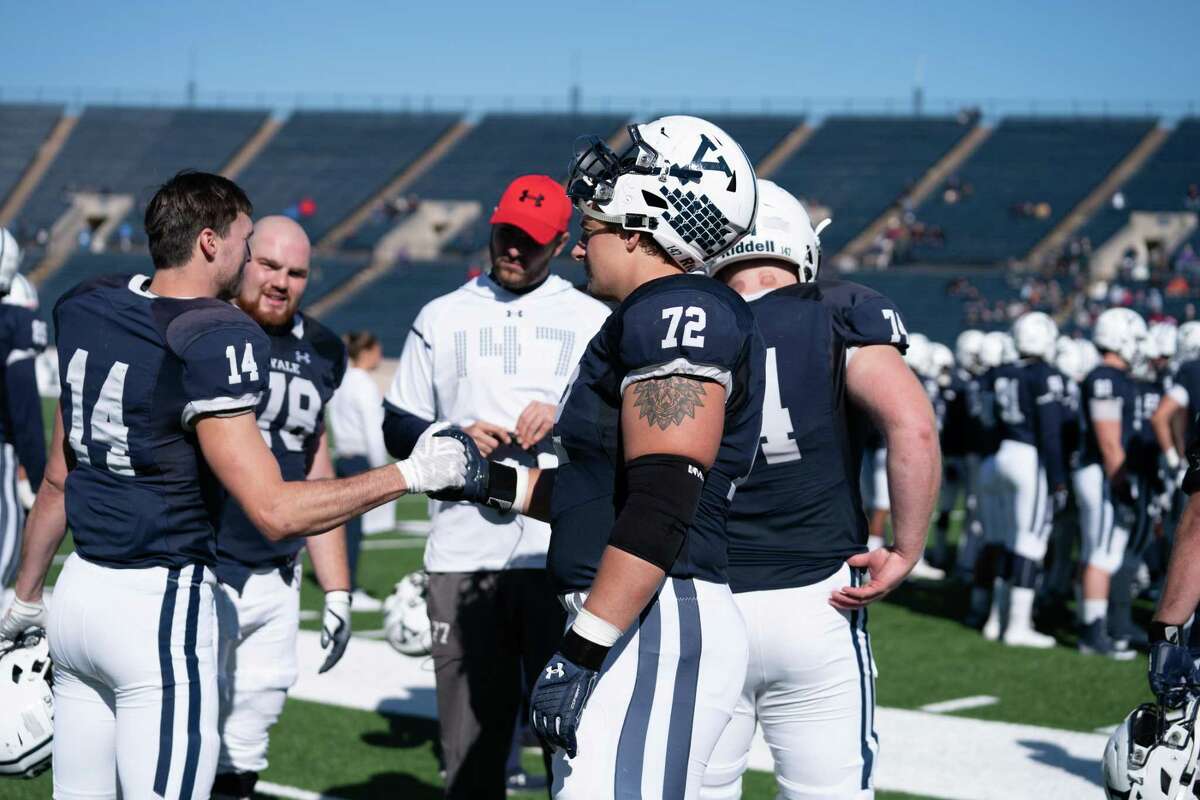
[
  {"left": 334, "top": 455, "right": 371, "bottom": 588},
  {"left": 426, "top": 569, "right": 565, "bottom": 799}
]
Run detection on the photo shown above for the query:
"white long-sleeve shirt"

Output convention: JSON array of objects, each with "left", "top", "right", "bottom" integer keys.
[
  {"left": 386, "top": 272, "right": 610, "bottom": 572},
  {"left": 328, "top": 365, "right": 389, "bottom": 468}
]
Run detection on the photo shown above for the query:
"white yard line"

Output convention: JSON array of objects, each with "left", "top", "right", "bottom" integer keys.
[
  {"left": 920, "top": 695, "right": 999, "bottom": 714},
  {"left": 361, "top": 538, "right": 425, "bottom": 550},
  {"left": 290, "top": 631, "right": 1113, "bottom": 799}
]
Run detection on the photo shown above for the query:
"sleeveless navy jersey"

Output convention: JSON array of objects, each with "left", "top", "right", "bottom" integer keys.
[
  {"left": 54, "top": 274, "right": 269, "bottom": 569},
  {"left": 0, "top": 303, "right": 48, "bottom": 488},
  {"left": 992, "top": 359, "right": 1066, "bottom": 486},
  {"left": 725, "top": 280, "right": 907, "bottom": 593},
  {"left": 215, "top": 313, "right": 347, "bottom": 589},
  {"left": 940, "top": 371, "right": 970, "bottom": 457},
  {"left": 1080, "top": 364, "right": 1138, "bottom": 468},
  {"left": 547, "top": 274, "right": 764, "bottom": 594}
]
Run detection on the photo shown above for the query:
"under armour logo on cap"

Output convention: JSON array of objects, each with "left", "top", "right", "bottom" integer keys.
[
  {"left": 545, "top": 662, "right": 565, "bottom": 680},
  {"left": 519, "top": 190, "right": 546, "bottom": 207}
]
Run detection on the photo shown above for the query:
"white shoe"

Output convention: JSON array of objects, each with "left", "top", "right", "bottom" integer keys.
[
  {"left": 350, "top": 589, "right": 383, "bottom": 613},
  {"left": 982, "top": 613, "right": 1003, "bottom": 641},
  {"left": 1003, "top": 626, "right": 1057, "bottom": 649},
  {"left": 910, "top": 559, "right": 946, "bottom": 581}
]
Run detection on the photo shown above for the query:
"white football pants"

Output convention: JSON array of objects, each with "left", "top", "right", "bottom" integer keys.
[
  {"left": 49, "top": 553, "right": 219, "bottom": 800},
  {"left": 979, "top": 441, "right": 1051, "bottom": 561},
  {"left": 700, "top": 565, "right": 877, "bottom": 800},
  {"left": 1073, "top": 463, "right": 1130, "bottom": 575},
  {"left": 552, "top": 577, "right": 748, "bottom": 800},
  {"left": 214, "top": 564, "right": 301, "bottom": 775}
]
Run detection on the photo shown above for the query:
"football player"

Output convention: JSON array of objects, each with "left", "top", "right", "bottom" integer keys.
[
  {"left": 0, "top": 227, "right": 46, "bottom": 593},
  {"left": 381, "top": 174, "right": 610, "bottom": 799},
  {"left": 975, "top": 311, "right": 1066, "bottom": 648},
  {"left": 949, "top": 329, "right": 988, "bottom": 579},
  {"left": 697, "top": 181, "right": 940, "bottom": 799},
  {"left": 447, "top": 115, "right": 763, "bottom": 798},
  {"left": 210, "top": 216, "right": 353, "bottom": 800},
  {"left": 0, "top": 172, "right": 466, "bottom": 799},
  {"left": 1073, "top": 307, "right": 1147, "bottom": 659}
]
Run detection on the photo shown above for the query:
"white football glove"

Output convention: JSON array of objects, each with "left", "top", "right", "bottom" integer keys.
[
  {"left": 396, "top": 424, "right": 467, "bottom": 495},
  {"left": 0, "top": 596, "right": 47, "bottom": 651},
  {"left": 16, "top": 478, "right": 35, "bottom": 511},
  {"left": 318, "top": 590, "right": 351, "bottom": 674}
]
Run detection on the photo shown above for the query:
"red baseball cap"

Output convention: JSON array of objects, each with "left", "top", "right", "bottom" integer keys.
[{"left": 489, "top": 175, "right": 572, "bottom": 245}]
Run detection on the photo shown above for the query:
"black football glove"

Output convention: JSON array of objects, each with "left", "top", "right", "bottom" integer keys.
[
  {"left": 1149, "top": 623, "right": 1198, "bottom": 708},
  {"left": 430, "top": 427, "right": 521, "bottom": 512},
  {"left": 529, "top": 629, "right": 607, "bottom": 758}
]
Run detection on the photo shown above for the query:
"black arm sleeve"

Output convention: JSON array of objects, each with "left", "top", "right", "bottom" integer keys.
[
  {"left": 382, "top": 405, "right": 433, "bottom": 459},
  {"left": 6, "top": 357, "right": 45, "bottom": 491}
]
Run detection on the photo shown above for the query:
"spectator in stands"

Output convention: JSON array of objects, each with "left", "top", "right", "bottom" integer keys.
[
  {"left": 1185, "top": 183, "right": 1200, "bottom": 211},
  {"left": 326, "top": 330, "right": 389, "bottom": 611}
]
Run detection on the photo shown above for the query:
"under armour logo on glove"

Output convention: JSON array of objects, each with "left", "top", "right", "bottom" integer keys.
[
  {"left": 519, "top": 190, "right": 545, "bottom": 207},
  {"left": 530, "top": 652, "right": 600, "bottom": 759},
  {"left": 545, "top": 662, "right": 565, "bottom": 680}
]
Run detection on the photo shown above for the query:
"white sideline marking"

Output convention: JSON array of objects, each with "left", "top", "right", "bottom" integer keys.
[
  {"left": 920, "top": 695, "right": 999, "bottom": 714},
  {"left": 290, "top": 631, "right": 1113, "bottom": 799},
  {"left": 1095, "top": 724, "right": 1119, "bottom": 735},
  {"left": 362, "top": 538, "right": 425, "bottom": 550},
  {"left": 256, "top": 780, "right": 349, "bottom": 800}
]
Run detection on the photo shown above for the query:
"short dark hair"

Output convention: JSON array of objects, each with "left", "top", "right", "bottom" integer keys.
[
  {"left": 144, "top": 170, "right": 252, "bottom": 270},
  {"left": 345, "top": 330, "right": 379, "bottom": 360}
]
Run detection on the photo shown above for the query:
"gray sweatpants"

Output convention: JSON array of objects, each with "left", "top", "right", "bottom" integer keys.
[{"left": 426, "top": 568, "right": 564, "bottom": 800}]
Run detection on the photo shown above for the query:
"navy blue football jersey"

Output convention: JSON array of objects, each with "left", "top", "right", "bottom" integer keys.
[
  {"left": 992, "top": 359, "right": 1067, "bottom": 487},
  {"left": 547, "top": 274, "right": 764, "bottom": 593},
  {"left": 1080, "top": 364, "right": 1138, "bottom": 468},
  {"left": 1129, "top": 375, "right": 1165, "bottom": 477},
  {"left": 1172, "top": 359, "right": 1200, "bottom": 441},
  {"left": 725, "top": 280, "right": 907, "bottom": 593},
  {"left": 940, "top": 371, "right": 970, "bottom": 457},
  {"left": 1061, "top": 377, "right": 1084, "bottom": 472},
  {"left": 54, "top": 274, "right": 270, "bottom": 569},
  {"left": 0, "top": 303, "right": 48, "bottom": 488},
  {"left": 215, "top": 313, "right": 347, "bottom": 589}
]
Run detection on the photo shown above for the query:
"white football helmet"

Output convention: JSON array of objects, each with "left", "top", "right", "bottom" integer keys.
[
  {"left": 0, "top": 227, "right": 21, "bottom": 295},
  {"left": 0, "top": 630, "right": 53, "bottom": 778},
  {"left": 1151, "top": 321, "right": 1178, "bottom": 361},
  {"left": 1178, "top": 322, "right": 1200, "bottom": 364},
  {"left": 1103, "top": 699, "right": 1200, "bottom": 800},
  {"left": 567, "top": 115, "right": 758, "bottom": 270},
  {"left": 955, "top": 329, "right": 986, "bottom": 375},
  {"left": 1, "top": 274, "right": 38, "bottom": 311},
  {"left": 1012, "top": 311, "right": 1058, "bottom": 361},
  {"left": 904, "top": 333, "right": 934, "bottom": 377},
  {"left": 980, "top": 331, "right": 1008, "bottom": 370},
  {"left": 1054, "top": 337, "right": 1085, "bottom": 383},
  {"left": 1077, "top": 338, "right": 1102, "bottom": 378},
  {"left": 707, "top": 179, "right": 827, "bottom": 283},
  {"left": 383, "top": 572, "right": 432, "bottom": 657},
  {"left": 929, "top": 342, "right": 954, "bottom": 386},
  {"left": 1094, "top": 307, "right": 1148, "bottom": 364}
]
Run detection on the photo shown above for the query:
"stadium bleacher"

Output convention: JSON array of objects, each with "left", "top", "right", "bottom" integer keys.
[
  {"left": 353, "top": 113, "right": 630, "bottom": 254},
  {"left": 13, "top": 106, "right": 267, "bottom": 237},
  {"left": 768, "top": 115, "right": 974, "bottom": 256},
  {"left": 909, "top": 116, "right": 1156, "bottom": 265},
  {"left": 0, "top": 104, "right": 63, "bottom": 221},
  {"left": 1078, "top": 117, "right": 1200, "bottom": 250},
  {"left": 849, "top": 268, "right": 1018, "bottom": 345},
  {"left": 236, "top": 111, "right": 459, "bottom": 244}
]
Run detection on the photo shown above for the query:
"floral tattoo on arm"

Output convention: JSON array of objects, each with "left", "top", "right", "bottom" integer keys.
[{"left": 631, "top": 376, "right": 708, "bottom": 430}]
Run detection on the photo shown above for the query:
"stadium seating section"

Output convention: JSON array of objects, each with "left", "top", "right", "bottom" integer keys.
[
  {"left": 392, "top": 113, "right": 630, "bottom": 252},
  {"left": 769, "top": 116, "right": 973, "bottom": 256},
  {"left": 850, "top": 268, "right": 1016, "bottom": 345},
  {"left": 236, "top": 111, "right": 459, "bottom": 244},
  {"left": 1079, "top": 117, "right": 1200, "bottom": 248},
  {"left": 909, "top": 117, "right": 1156, "bottom": 265},
  {"left": 0, "top": 104, "right": 62, "bottom": 220},
  {"left": 15, "top": 106, "right": 267, "bottom": 237}
]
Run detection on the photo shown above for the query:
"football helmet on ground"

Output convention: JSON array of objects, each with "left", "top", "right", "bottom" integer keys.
[
  {"left": 384, "top": 572, "right": 432, "bottom": 657},
  {"left": 0, "top": 630, "right": 52, "bottom": 779}
]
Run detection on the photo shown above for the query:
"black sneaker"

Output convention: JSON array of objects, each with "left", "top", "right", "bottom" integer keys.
[
  {"left": 1079, "top": 620, "right": 1136, "bottom": 661},
  {"left": 507, "top": 769, "right": 548, "bottom": 795}
]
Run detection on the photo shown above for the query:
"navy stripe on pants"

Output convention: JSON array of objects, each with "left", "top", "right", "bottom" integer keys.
[
  {"left": 614, "top": 597, "right": 663, "bottom": 797},
  {"left": 663, "top": 579, "right": 701, "bottom": 799},
  {"left": 179, "top": 566, "right": 204, "bottom": 799},
  {"left": 848, "top": 569, "right": 875, "bottom": 791},
  {"left": 153, "top": 567, "right": 183, "bottom": 795}
]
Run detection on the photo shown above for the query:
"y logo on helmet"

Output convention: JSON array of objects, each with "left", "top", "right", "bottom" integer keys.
[
  {"left": 668, "top": 134, "right": 736, "bottom": 193},
  {"left": 546, "top": 662, "right": 566, "bottom": 680}
]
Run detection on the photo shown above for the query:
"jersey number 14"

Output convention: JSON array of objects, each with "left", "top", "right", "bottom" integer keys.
[
  {"left": 760, "top": 347, "right": 801, "bottom": 464},
  {"left": 64, "top": 348, "right": 134, "bottom": 476}
]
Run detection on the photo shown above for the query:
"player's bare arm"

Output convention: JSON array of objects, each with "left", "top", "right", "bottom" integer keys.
[
  {"left": 9, "top": 406, "right": 68, "bottom": 605},
  {"left": 582, "top": 374, "right": 724, "bottom": 633},
  {"left": 833, "top": 344, "right": 940, "bottom": 609},
  {"left": 197, "top": 412, "right": 464, "bottom": 541},
  {"left": 1151, "top": 394, "right": 1186, "bottom": 468}
]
